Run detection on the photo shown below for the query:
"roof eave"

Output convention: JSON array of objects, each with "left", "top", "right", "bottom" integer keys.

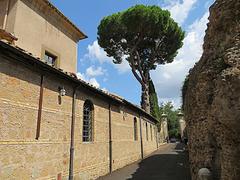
[
  {"left": 0, "top": 41, "right": 158, "bottom": 124},
  {"left": 41, "top": 0, "right": 88, "bottom": 41}
]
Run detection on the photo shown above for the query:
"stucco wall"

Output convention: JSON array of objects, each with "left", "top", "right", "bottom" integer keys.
[
  {"left": 4, "top": 0, "right": 78, "bottom": 73},
  {"left": 0, "top": 49, "right": 159, "bottom": 179}
]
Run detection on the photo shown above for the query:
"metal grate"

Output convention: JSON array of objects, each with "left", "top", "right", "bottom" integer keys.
[{"left": 83, "top": 101, "right": 93, "bottom": 142}]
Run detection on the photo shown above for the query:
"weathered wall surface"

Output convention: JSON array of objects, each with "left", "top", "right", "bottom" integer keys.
[
  {"left": 0, "top": 48, "right": 159, "bottom": 179},
  {"left": 183, "top": 0, "right": 240, "bottom": 179},
  {"left": 0, "top": 0, "right": 8, "bottom": 29},
  {"left": 3, "top": 0, "right": 78, "bottom": 73}
]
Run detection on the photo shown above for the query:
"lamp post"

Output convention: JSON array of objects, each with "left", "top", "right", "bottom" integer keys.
[{"left": 59, "top": 86, "right": 66, "bottom": 96}]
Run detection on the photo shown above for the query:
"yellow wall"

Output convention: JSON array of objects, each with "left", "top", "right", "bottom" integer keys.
[
  {"left": 0, "top": 0, "right": 8, "bottom": 29},
  {"left": 0, "top": 50, "right": 160, "bottom": 179},
  {"left": 3, "top": 0, "right": 78, "bottom": 73}
]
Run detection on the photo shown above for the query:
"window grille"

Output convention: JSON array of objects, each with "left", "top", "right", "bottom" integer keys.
[{"left": 83, "top": 100, "right": 94, "bottom": 142}]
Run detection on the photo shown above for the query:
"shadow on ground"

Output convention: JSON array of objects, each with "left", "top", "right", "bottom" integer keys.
[
  {"left": 98, "top": 143, "right": 191, "bottom": 180},
  {"left": 127, "top": 143, "right": 190, "bottom": 180}
]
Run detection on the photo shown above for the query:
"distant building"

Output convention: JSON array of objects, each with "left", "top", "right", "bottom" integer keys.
[{"left": 0, "top": 0, "right": 165, "bottom": 179}]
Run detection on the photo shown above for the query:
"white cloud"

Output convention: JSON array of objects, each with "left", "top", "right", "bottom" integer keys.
[
  {"left": 164, "top": 0, "right": 197, "bottom": 25},
  {"left": 151, "top": 11, "right": 210, "bottom": 108},
  {"left": 89, "top": 78, "right": 100, "bottom": 88},
  {"left": 79, "top": 2, "right": 211, "bottom": 108},
  {"left": 160, "top": 97, "right": 182, "bottom": 109},
  {"left": 86, "top": 41, "right": 112, "bottom": 64},
  {"left": 86, "top": 66, "right": 105, "bottom": 77},
  {"left": 76, "top": 72, "right": 86, "bottom": 80},
  {"left": 76, "top": 71, "right": 101, "bottom": 88},
  {"left": 114, "top": 59, "right": 131, "bottom": 74},
  {"left": 85, "top": 40, "right": 131, "bottom": 73},
  {"left": 102, "top": 87, "right": 108, "bottom": 92}
]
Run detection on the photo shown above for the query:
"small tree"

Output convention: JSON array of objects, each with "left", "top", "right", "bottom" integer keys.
[
  {"left": 160, "top": 102, "right": 180, "bottom": 139},
  {"left": 98, "top": 5, "right": 184, "bottom": 113}
]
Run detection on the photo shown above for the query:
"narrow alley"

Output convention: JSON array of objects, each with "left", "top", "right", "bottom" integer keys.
[{"left": 99, "top": 143, "right": 191, "bottom": 180}]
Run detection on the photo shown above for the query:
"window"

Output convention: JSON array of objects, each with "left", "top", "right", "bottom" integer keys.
[
  {"left": 150, "top": 125, "right": 153, "bottom": 141},
  {"left": 146, "top": 122, "right": 148, "bottom": 141},
  {"left": 134, "top": 117, "right": 138, "bottom": 141},
  {"left": 44, "top": 51, "right": 57, "bottom": 67},
  {"left": 82, "top": 100, "right": 94, "bottom": 142}
]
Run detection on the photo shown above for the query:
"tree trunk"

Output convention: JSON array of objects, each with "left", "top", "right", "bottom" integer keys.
[{"left": 141, "top": 82, "right": 150, "bottom": 114}]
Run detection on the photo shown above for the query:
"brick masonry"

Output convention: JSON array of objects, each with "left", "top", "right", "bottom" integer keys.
[{"left": 0, "top": 43, "right": 163, "bottom": 180}]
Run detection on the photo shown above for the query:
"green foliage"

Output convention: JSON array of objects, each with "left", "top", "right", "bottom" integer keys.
[
  {"left": 98, "top": 5, "right": 184, "bottom": 112},
  {"left": 181, "top": 75, "right": 189, "bottom": 110},
  {"left": 97, "top": 4, "right": 185, "bottom": 70},
  {"left": 149, "top": 80, "right": 160, "bottom": 121},
  {"left": 160, "top": 102, "right": 180, "bottom": 138}
]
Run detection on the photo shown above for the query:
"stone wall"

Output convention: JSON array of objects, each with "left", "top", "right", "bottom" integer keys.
[
  {"left": 0, "top": 44, "right": 160, "bottom": 179},
  {"left": 183, "top": 0, "right": 240, "bottom": 179}
]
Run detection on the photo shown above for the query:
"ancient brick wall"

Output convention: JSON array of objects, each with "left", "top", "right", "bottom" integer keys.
[
  {"left": 183, "top": 0, "right": 240, "bottom": 179},
  {"left": 0, "top": 48, "right": 159, "bottom": 179}
]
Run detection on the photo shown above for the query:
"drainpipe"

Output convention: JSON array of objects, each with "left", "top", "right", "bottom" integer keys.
[
  {"left": 3, "top": 0, "right": 10, "bottom": 30},
  {"left": 69, "top": 86, "right": 79, "bottom": 180},
  {"left": 108, "top": 103, "right": 112, "bottom": 173},
  {"left": 36, "top": 75, "right": 44, "bottom": 140},
  {"left": 139, "top": 115, "right": 144, "bottom": 159}
]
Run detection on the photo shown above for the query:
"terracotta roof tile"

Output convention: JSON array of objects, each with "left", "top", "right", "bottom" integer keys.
[{"left": 0, "top": 40, "right": 158, "bottom": 124}]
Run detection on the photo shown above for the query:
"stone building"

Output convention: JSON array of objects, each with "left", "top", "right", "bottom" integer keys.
[
  {"left": 0, "top": 0, "right": 162, "bottom": 179},
  {"left": 183, "top": 0, "right": 240, "bottom": 179}
]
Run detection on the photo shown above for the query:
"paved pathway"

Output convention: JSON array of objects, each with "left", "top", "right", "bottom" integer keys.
[{"left": 98, "top": 143, "right": 191, "bottom": 180}]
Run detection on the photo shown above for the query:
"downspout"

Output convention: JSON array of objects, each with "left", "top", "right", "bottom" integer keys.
[
  {"left": 139, "top": 115, "right": 144, "bottom": 159},
  {"left": 36, "top": 75, "right": 44, "bottom": 140},
  {"left": 108, "top": 103, "right": 113, "bottom": 173},
  {"left": 69, "top": 86, "right": 79, "bottom": 180},
  {"left": 3, "top": 0, "right": 10, "bottom": 30}
]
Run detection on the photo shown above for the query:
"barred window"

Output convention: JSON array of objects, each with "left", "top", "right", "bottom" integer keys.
[
  {"left": 134, "top": 117, "right": 138, "bottom": 141},
  {"left": 82, "top": 100, "right": 94, "bottom": 142},
  {"left": 146, "top": 122, "right": 148, "bottom": 141}
]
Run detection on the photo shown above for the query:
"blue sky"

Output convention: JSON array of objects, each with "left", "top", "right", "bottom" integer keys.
[{"left": 51, "top": 0, "right": 214, "bottom": 108}]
